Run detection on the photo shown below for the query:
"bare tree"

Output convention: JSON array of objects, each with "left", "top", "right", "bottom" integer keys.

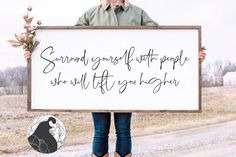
[
  {"left": 15, "top": 66, "right": 27, "bottom": 94},
  {"left": 4, "top": 66, "right": 27, "bottom": 95},
  {"left": 202, "top": 60, "right": 236, "bottom": 87},
  {"left": 0, "top": 70, "right": 7, "bottom": 87},
  {"left": 223, "top": 62, "right": 236, "bottom": 76}
]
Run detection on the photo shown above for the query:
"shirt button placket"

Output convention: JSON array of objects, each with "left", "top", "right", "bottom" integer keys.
[{"left": 111, "top": 9, "right": 119, "bottom": 26}]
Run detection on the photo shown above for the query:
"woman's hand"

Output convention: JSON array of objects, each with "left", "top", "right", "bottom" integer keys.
[
  {"left": 199, "top": 47, "right": 206, "bottom": 62},
  {"left": 24, "top": 50, "right": 31, "bottom": 61}
]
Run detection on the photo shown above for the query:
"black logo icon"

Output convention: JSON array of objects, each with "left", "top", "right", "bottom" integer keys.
[{"left": 27, "top": 115, "right": 66, "bottom": 153}]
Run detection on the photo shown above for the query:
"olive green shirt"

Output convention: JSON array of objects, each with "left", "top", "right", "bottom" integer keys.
[{"left": 76, "top": 3, "right": 158, "bottom": 26}]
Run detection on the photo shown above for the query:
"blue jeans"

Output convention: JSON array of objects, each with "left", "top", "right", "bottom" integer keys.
[{"left": 92, "top": 112, "right": 132, "bottom": 157}]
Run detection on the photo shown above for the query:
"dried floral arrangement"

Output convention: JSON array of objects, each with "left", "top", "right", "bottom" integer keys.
[{"left": 8, "top": 6, "right": 42, "bottom": 53}]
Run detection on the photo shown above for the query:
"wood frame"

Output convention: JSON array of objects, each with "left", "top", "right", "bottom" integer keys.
[{"left": 27, "top": 26, "right": 202, "bottom": 113}]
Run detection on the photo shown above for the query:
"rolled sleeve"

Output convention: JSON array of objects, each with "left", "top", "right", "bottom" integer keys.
[
  {"left": 141, "top": 10, "right": 158, "bottom": 26},
  {"left": 75, "top": 11, "right": 89, "bottom": 26}
]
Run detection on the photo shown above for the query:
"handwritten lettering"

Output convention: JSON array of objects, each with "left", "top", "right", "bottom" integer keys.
[
  {"left": 41, "top": 46, "right": 189, "bottom": 94},
  {"left": 136, "top": 49, "right": 159, "bottom": 67},
  {"left": 70, "top": 73, "right": 90, "bottom": 89},
  {"left": 139, "top": 72, "right": 179, "bottom": 93},
  {"left": 92, "top": 70, "right": 115, "bottom": 94},
  {"left": 160, "top": 50, "right": 189, "bottom": 70},
  {"left": 118, "top": 79, "right": 136, "bottom": 93},
  {"left": 40, "top": 46, "right": 89, "bottom": 74},
  {"left": 90, "top": 46, "right": 135, "bottom": 71},
  {"left": 50, "top": 72, "right": 67, "bottom": 86}
]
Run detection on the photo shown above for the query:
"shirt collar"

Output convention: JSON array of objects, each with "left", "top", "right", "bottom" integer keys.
[{"left": 102, "top": 3, "right": 130, "bottom": 12}]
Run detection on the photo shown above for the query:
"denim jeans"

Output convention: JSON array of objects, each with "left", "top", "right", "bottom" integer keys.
[{"left": 92, "top": 112, "right": 132, "bottom": 157}]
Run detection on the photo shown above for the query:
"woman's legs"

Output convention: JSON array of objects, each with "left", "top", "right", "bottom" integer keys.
[
  {"left": 92, "top": 112, "right": 111, "bottom": 157},
  {"left": 114, "top": 112, "right": 132, "bottom": 157}
]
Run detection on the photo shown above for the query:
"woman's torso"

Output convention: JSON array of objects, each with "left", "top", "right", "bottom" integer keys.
[{"left": 76, "top": 3, "right": 158, "bottom": 26}]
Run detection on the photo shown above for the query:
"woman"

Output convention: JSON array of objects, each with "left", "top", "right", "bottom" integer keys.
[
  {"left": 75, "top": 0, "right": 158, "bottom": 27},
  {"left": 75, "top": 1, "right": 158, "bottom": 157},
  {"left": 24, "top": 0, "right": 206, "bottom": 157}
]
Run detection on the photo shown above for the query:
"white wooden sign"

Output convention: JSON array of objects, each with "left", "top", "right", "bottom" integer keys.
[{"left": 28, "top": 26, "right": 202, "bottom": 112}]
